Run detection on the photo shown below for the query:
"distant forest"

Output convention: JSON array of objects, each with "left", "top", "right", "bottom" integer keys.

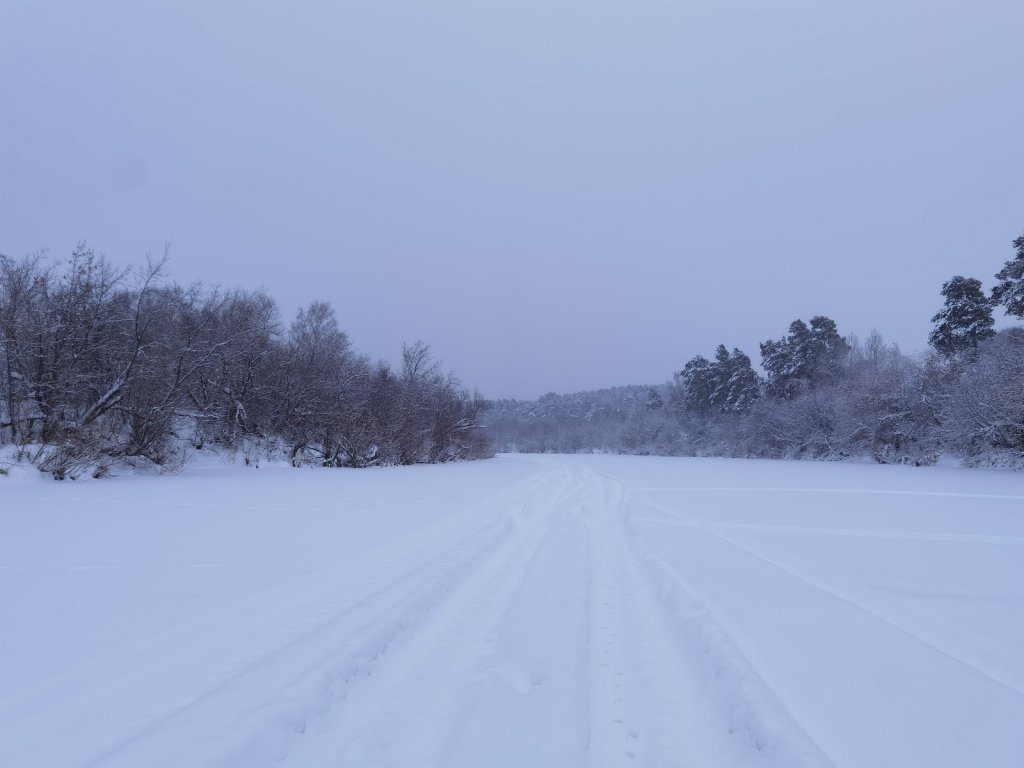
[
  {"left": 488, "top": 232, "right": 1024, "bottom": 467},
  {"left": 0, "top": 246, "right": 491, "bottom": 478}
]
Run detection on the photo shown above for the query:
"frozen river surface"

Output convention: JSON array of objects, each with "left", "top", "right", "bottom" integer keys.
[{"left": 2, "top": 454, "right": 1023, "bottom": 767}]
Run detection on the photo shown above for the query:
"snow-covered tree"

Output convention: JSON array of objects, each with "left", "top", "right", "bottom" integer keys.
[
  {"left": 939, "top": 329, "right": 1024, "bottom": 459},
  {"left": 713, "top": 345, "right": 761, "bottom": 413},
  {"left": 676, "top": 346, "right": 760, "bottom": 416},
  {"left": 992, "top": 232, "right": 1024, "bottom": 318},
  {"left": 677, "top": 355, "right": 716, "bottom": 415},
  {"left": 761, "top": 316, "right": 849, "bottom": 398},
  {"left": 832, "top": 331, "right": 937, "bottom": 464},
  {"left": 0, "top": 253, "right": 50, "bottom": 444},
  {"left": 0, "top": 248, "right": 493, "bottom": 475},
  {"left": 928, "top": 276, "right": 995, "bottom": 358}
]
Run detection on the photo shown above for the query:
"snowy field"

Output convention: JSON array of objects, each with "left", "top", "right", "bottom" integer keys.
[{"left": 2, "top": 454, "right": 1023, "bottom": 768}]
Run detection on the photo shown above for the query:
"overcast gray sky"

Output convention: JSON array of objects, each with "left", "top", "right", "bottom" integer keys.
[{"left": 2, "top": 1, "right": 1023, "bottom": 399}]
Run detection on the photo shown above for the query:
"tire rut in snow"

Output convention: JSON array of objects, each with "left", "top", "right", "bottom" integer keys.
[
  {"left": 584, "top": 467, "right": 834, "bottom": 768},
  {"left": 633, "top": 492, "right": 1024, "bottom": 697},
  {"left": 87, "top": 465, "right": 576, "bottom": 768},
  {"left": 289, "top": 464, "right": 595, "bottom": 767}
]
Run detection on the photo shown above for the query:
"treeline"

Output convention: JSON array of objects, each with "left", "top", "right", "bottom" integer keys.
[
  {"left": 487, "top": 386, "right": 676, "bottom": 454},
  {"left": 491, "top": 231, "right": 1024, "bottom": 467},
  {"left": 0, "top": 246, "right": 491, "bottom": 477}
]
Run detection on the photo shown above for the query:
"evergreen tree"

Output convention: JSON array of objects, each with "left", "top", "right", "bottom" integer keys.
[
  {"left": 928, "top": 276, "right": 995, "bottom": 357},
  {"left": 710, "top": 345, "right": 734, "bottom": 408},
  {"left": 721, "top": 347, "right": 761, "bottom": 412},
  {"left": 677, "top": 355, "right": 716, "bottom": 415},
  {"left": 760, "top": 333, "right": 798, "bottom": 399},
  {"left": 678, "top": 346, "right": 760, "bottom": 415},
  {"left": 760, "top": 316, "right": 849, "bottom": 398},
  {"left": 992, "top": 231, "right": 1024, "bottom": 318},
  {"left": 804, "top": 316, "right": 850, "bottom": 385},
  {"left": 645, "top": 388, "right": 664, "bottom": 410}
]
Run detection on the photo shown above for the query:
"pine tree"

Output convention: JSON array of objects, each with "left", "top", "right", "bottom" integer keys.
[
  {"left": 722, "top": 347, "right": 761, "bottom": 412},
  {"left": 760, "top": 316, "right": 849, "bottom": 398},
  {"left": 678, "top": 346, "right": 760, "bottom": 415},
  {"left": 678, "top": 355, "right": 716, "bottom": 415},
  {"left": 992, "top": 232, "right": 1024, "bottom": 318},
  {"left": 928, "top": 276, "right": 995, "bottom": 358}
]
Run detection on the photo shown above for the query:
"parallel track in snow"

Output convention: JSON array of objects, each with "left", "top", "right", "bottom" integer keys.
[
  {"left": 629, "top": 493, "right": 1024, "bottom": 697},
  {"left": 263, "top": 464, "right": 832, "bottom": 768}
]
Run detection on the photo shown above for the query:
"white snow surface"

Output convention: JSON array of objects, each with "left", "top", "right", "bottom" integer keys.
[{"left": 2, "top": 453, "right": 1023, "bottom": 767}]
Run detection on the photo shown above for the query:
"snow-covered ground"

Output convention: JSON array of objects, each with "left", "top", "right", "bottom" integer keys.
[{"left": 2, "top": 454, "right": 1023, "bottom": 767}]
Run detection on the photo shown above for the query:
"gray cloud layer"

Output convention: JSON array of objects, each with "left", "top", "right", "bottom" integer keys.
[{"left": 3, "top": 0, "right": 1023, "bottom": 398}]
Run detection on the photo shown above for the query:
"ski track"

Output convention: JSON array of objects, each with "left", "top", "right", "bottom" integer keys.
[
  {"left": 17, "top": 462, "right": 830, "bottom": 768},
  {"left": 629, "top": 516, "right": 1024, "bottom": 546},
  {"left": 266, "top": 463, "right": 830, "bottom": 768},
  {"left": 629, "top": 495, "right": 1024, "bottom": 697},
  {"left": 619, "top": 481, "right": 1024, "bottom": 768},
  {"left": 630, "top": 486, "right": 1024, "bottom": 502},
  {"left": 4, "top": 455, "right": 1022, "bottom": 767},
  {"left": 83, "top": 467, "right": 580, "bottom": 768},
  {"left": 1, "top": 466, "right": 563, "bottom": 766}
]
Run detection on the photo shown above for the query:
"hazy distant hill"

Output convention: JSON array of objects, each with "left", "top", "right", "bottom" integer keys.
[{"left": 484, "top": 385, "right": 681, "bottom": 454}]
